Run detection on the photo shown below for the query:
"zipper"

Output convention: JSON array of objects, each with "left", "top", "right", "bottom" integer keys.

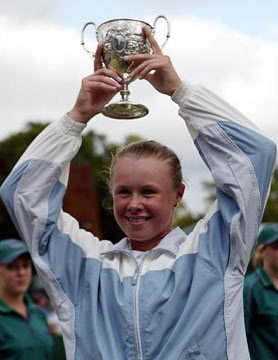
[
  {"left": 132, "top": 253, "right": 149, "bottom": 360},
  {"left": 134, "top": 264, "right": 143, "bottom": 360}
]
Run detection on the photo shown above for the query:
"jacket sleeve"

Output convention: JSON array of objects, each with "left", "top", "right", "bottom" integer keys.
[
  {"left": 172, "top": 82, "right": 277, "bottom": 275},
  {"left": 0, "top": 115, "right": 113, "bottom": 308}
]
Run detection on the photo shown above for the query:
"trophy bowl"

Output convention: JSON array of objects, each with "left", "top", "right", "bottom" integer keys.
[{"left": 81, "top": 16, "right": 170, "bottom": 119}]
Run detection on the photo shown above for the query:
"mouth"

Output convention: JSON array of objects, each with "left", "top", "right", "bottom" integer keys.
[
  {"left": 17, "top": 281, "right": 28, "bottom": 287},
  {"left": 125, "top": 216, "right": 151, "bottom": 225}
]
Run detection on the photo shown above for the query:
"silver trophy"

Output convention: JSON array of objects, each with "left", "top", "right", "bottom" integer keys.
[{"left": 81, "top": 16, "right": 170, "bottom": 119}]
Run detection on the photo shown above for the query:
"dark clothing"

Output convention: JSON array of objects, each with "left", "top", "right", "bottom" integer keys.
[
  {"left": 244, "top": 267, "right": 278, "bottom": 360},
  {"left": 0, "top": 294, "right": 53, "bottom": 360}
]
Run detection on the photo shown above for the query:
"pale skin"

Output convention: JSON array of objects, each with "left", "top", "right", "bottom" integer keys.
[
  {"left": 111, "top": 156, "right": 184, "bottom": 251},
  {"left": 68, "top": 27, "right": 184, "bottom": 251},
  {"left": 0, "top": 254, "right": 32, "bottom": 318}
]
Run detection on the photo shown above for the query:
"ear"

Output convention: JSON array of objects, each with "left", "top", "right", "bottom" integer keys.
[{"left": 176, "top": 183, "right": 185, "bottom": 203}]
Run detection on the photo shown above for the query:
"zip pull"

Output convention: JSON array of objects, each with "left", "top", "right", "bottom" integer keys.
[{"left": 132, "top": 266, "right": 139, "bottom": 286}]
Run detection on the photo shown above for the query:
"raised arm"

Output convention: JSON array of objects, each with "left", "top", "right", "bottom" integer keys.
[
  {"left": 0, "top": 45, "right": 123, "bottom": 308},
  {"left": 173, "top": 81, "right": 276, "bottom": 273}
]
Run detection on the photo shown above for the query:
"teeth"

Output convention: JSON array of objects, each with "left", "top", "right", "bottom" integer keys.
[{"left": 128, "top": 217, "right": 148, "bottom": 222}]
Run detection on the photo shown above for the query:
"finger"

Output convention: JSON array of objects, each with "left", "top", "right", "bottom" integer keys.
[
  {"left": 89, "top": 76, "right": 123, "bottom": 89},
  {"left": 142, "top": 26, "right": 162, "bottom": 55},
  {"left": 94, "top": 44, "right": 104, "bottom": 71},
  {"left": 90, "top": 68, "right": 123, "bottom": 84},
  {"left": 94, "top": 83, "right": 121, "bottom": 93},
  {"left": 84, "top": 77, "right": 121, "bottom": 92},
  {"left": 123, "top": 54, "right": 161, "bottom": 63},
  {"left": 127, "top": 60, "right": 137, "bottom": 72},
  {"left": 137, "top": 63, "right": 161, "bottom": 80},
  {"left": 129, "top": 58, "right": 162, "bottom": 79}
]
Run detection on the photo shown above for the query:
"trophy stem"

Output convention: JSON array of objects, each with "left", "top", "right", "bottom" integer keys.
[
  {"left": 101, "top": 73, "right": 149, "bottom": 120},
  {"left": 120, "top": 82, "right": 130, "bottom": 102}
]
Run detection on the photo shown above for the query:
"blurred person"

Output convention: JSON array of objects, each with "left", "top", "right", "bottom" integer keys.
[
  {"left": 0, "top": 239, "right": 53, "bottom": 360},
  {"left": 244, "top": 223, "right": 278, "bottom": 360},
  {"left": 32, "top": 289, "right": 62, "bottom": 336}
]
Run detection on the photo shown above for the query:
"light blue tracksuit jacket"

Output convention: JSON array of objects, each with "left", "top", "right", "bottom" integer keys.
[{"left": 0, "top": 82, "right": 276, "bottom": 360}]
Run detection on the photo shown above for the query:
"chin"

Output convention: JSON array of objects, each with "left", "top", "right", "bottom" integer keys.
[
  {"left": 126, "top": 233, "right": 145, "bottom": 241},
  {"left": 130, "top": 237, "right": 149, "bottom": 242},
  {"left": 16, "top": 285, "right": 29, "bottom": 293},
  {"left": 125, "top": 231, "right": 148, "bottom": 241},
  {"left": 128, "top": 230, "right": 159, "bottom": 242}
]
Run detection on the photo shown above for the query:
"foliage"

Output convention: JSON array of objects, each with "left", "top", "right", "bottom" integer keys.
[
  {"left": 262, "top": 167, "right": 278, "bottom": 222},
  {"left": 173, "top": 201, "right": 202, "bottom": 231},
  {"left": 202, "top": 180, "right": 217, "bottom": 207},
  {"left": 0, "top": 122, "right": 48, "bottom": 239},
  {"left": 0, "top": 122, "right": 47, "bottom": 185},
  {"left": 0, "top": 122, "right": 125, "bottom": 242}
]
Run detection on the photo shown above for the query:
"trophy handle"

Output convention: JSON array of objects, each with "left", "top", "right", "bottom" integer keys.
[
  {"left": 81, "top": 21, "right": 98, "bottom": 59},
  {"left": 152, "top": 15, "right": 171, "bottom": 50}
]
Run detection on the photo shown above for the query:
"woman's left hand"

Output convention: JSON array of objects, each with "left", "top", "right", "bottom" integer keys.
[{"left": 124, "top": 27, "right": 182, "bottom": 96}]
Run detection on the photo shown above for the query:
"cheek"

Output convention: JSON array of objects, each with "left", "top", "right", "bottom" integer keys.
[
  {"left": 26, "top": 274, "right": 32, "bottom": 287},
  {"left": 27, "top": 268, "right": 32, "bottom": 279},
  {"left": 2, "top": 272, "right": 16, "bottom": 287},
  {"left": 263, "top": 250, "right": 277, "bottom": 263},
  {"left": 113, "top": 198, "right": 125, "bottom": 217},
  {"left": 271, "top": 251, "right": 278, "bottom": 261},
  {"left": 5, "top": 271, "right": 15, "bottom": 281}
]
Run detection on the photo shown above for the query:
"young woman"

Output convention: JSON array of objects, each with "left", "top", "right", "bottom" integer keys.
[
  {"left": 0, "top": 239, "right": 53, "bottom": 360},
  {"left": 0, "top": 28, "right": 276, "bottom": 360},
  {"left": 244, "top": 223, "right": 278, "bottom": 360}
]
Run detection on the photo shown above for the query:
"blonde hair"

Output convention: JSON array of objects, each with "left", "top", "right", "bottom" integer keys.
[
  {"left": 252, "top": 244, "right": 265, "bottom": 269},
  {"left": 109, "top": 140, "right": 183, "bottom": 191}
]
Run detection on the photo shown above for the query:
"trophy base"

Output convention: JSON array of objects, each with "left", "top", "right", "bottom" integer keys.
[{"left": 101, "top": 101, "right": 149, "bottom": 120}]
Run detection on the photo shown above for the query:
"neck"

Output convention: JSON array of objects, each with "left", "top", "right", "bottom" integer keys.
[
  {"left": 0, "top": 290, "right": 25, "bottom": 308},
  {"left": 130, "top": 230, "right": 171, "bottom": 251}
]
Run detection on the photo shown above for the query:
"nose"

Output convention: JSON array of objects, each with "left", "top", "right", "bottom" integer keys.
[
  {"left": 17, "top": 265, "right": 26, "bottom": 275},
  {"left": 16, "top": 264, "right": 29, "bottom": 276},
  {"left": 127, "top": 193, "right": 142, "bottom": 211}
]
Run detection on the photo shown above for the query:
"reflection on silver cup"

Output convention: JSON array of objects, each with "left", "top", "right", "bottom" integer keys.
[{"left": 81, "top": 16, "right": 170, "bottom": 120}]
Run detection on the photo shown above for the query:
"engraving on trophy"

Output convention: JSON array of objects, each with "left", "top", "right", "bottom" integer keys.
[
  {"left": 102, "top": 26, "right": 152, "bottom": 75},
  {"left": 81, "top": 16, "right": 170, "bottom": 119}
]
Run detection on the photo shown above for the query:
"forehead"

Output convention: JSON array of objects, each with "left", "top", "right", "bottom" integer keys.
[{"left": 112, "top": 156, "right": 171, "bottom": 184}]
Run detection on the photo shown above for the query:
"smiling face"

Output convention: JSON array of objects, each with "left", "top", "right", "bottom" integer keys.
[{"left": 111, "top": 155, "right": 184, "bottom": 249}]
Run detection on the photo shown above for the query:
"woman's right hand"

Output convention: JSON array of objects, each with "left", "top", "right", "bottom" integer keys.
[{"left": 68, "top": 44, "right": 123, "bottom": 124}]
